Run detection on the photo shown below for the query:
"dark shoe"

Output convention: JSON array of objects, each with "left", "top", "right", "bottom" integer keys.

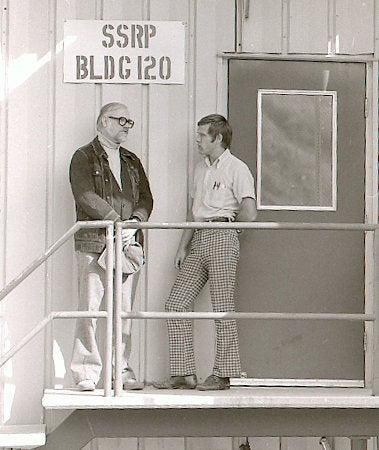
[
  {"left": 111, "top": 368, "right": 144, "bottom": 391},
  {"left": 122, "top": 368, "right": 144, "bottom": 390},
  {"left": 153, "top": 374, "right": 197, "bottom": 389},
  {"left": 123, "top": 379, "right": 144, "bottom": 390},
  {"left": 196, "top": 374, "right": 230, "bottom": 391}
]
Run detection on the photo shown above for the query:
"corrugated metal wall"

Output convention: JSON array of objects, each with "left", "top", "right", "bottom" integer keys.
[{"left": 0, "top": 1, "right": 377, "bottom": 448}]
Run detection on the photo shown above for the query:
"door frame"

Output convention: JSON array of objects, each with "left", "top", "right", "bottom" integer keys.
[{"left": 217, "top": 53, "right": 378, "bottom": 388}]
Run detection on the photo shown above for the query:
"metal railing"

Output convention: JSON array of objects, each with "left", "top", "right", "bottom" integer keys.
[
  {"left": 0, "top": 220, "right": 115, "bottom": 397},
  {"left": 113, "top": 220, "right": 378, "bottom": 395},
  {"left": 0, "top": 220, "right": 377, "bottom": 397}
]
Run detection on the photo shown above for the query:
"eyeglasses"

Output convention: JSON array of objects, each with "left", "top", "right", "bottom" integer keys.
[{"left": 108, "top": 116, "right": 134, "bottom": 128}]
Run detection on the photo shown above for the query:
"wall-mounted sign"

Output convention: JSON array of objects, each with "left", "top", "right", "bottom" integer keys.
[{"left": 64, "top": 20, "right": 185, "bottom": 84}]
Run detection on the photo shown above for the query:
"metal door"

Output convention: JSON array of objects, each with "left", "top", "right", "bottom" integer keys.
[{"left": 229, "top": 60, "right": 365, "bottom": 381}]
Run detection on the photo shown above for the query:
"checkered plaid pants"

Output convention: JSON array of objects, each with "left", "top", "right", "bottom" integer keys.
[{"left": 165, "top": 229, "right": 241, "bottom": 378}]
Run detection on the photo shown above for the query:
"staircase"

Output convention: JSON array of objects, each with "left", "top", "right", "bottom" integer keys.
[{"left": 0, "top": 424, "right": 46, "bottom": 448}]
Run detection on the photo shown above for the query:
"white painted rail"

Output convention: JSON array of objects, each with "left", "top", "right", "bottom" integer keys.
[{"left": 1, "top": 220, "right": 378, "bottom": 398}]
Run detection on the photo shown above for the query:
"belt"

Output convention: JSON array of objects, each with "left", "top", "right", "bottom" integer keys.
[{"left": 204, "top": 217, "right": 233, "bottom": 222}]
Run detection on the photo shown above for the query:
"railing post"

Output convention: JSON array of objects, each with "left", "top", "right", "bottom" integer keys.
[
  {"left": 114, "top": 222, "right": 123, "bottom": 396},
  {"left": 103, "top": 223, "right": 114, "bottom": 397},
  {"left": 373, "top": 229, "right": 379, "bottom": 395}
]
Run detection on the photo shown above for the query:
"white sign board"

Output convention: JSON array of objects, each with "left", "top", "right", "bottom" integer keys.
[{"left": 64, "top": 20, "right": 185, "bottom": 84}]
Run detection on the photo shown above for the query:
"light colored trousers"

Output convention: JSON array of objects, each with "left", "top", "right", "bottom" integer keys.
[{"left": 71, "top": 251, "right": 139, "bottom": 385}]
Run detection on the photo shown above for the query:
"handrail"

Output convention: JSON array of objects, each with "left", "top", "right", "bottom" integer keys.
[
  {"left": 0, "top": 314, "right": 54, "bottom": 368},
  {"left": 0, "top": 311, "right": 108, "bottom": 368},
  {"left": 125, "top": 221, "right": 379, "bottom": 231},
  {"left": 0, "top": 220, "right": 115, "bottom": 396},
  {"left": 113, "top": 220, "right": 378, "bottom": 395},
  {"left": 1, "top": 219, "right": 377, "bottom": 398},
  {"left": 0, "top": 220, "right": 113, "bottom": 302},
  {"left": 121, "top": 312, "right": 375, "bottom": 321}
]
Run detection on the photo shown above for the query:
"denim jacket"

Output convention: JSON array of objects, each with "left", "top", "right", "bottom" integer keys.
[{"left": 70, "top": 137, "right": 153, "bottom": 253}]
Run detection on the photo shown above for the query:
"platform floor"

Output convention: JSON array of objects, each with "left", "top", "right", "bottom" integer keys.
[{"left": 42, "top": 386, "right": 378, "bottom": 410}]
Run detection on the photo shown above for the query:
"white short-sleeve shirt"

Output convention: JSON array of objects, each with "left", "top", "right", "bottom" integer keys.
[{"left": 191, "top": 149, "right": 256, "bottom": 221}]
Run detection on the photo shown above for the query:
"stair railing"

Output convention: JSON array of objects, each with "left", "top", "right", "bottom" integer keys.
[
  {"left": 0, "top": 220, "right": 115, "bottom": 397},
  {"left": 0, "top": 220, "right": 378, "bottom": 398}
]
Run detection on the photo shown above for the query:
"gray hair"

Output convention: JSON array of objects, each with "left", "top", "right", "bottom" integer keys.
[{"left": 96, "top": 102, "right": 127, "bottom": 130}]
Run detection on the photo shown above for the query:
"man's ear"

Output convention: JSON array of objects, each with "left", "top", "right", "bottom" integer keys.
[
  {"left": 101, "top": 115, "right": 108, "bottom": 128},
  {"left": 216, "top": 133, "right": 223, "bottom": 144}
]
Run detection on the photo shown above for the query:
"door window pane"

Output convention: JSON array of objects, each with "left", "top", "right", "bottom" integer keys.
[{"left": 257, "top": 89, "right": 337, "bottom": 210}]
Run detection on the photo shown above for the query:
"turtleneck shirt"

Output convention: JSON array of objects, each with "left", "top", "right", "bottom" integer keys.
[{"left": 97, "top": 131, "right": 122, "bottom": 189}]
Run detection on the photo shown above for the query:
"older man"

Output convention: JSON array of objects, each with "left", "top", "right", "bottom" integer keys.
[
  {"left": 69, "top": 102, "right": 153, "bottom": 391},
  {"left": 155, "top": 114, "right": 256, "bottom": 391}
]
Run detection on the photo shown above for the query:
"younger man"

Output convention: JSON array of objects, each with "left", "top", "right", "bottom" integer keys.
[{"left": 156, "top": 114, "right": 256, "bottom": 390}]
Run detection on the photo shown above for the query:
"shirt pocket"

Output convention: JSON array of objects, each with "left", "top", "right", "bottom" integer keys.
[{"left": 205, "top": 183, "right": 228, "bottom": 208}]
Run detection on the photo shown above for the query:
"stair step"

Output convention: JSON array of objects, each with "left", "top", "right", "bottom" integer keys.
[{"left": 0, "top": 424, "right": 46, "bottom": 449}]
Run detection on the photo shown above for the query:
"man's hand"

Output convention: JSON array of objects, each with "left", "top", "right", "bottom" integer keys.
[
  {"left": 174, "top": 246, "right": 187, "bottom": 270},
  {"left": 121, "top": 219, "right": 139, "bottom": 244}
]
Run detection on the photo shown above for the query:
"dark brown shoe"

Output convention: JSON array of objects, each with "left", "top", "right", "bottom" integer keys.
[
  {"left": 196, "top": 374, "right": 230, "bottom": 391},
  {"left": 153, "top": 374, "right": 197, "bottom": 389}
]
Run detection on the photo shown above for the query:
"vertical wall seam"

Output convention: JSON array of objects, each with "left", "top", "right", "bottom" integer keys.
[
  {"left": 235, "top": 0, "right": 243, "bottom": 52},
  {"left": 0, "top": 0, "right": 8, "bottom": 289},
  {"left": 333, "top": 0, "right": 337, "bottom": 54},
  {"left": 141, "top": 0, "right": 151, "bottom": 385},
  {"left": 328, "top": 0, "right": 336, "bottom": 54},
  {"left": 365, "top": 60, "right": 379, "bottom": 390},
  {"left": 327, "top": 0, "right": 332, "bottom": 54},
  {"left": 0, "top": 0, "right": 9, "bottom": 425},
  {"left": 187, "top": 0, "right": 196, "bottom": 206},
  {"left": 43, "top": 1, "right": 57, "bottom": 432},
  {"left": 375, "top": 0, "right": 379, "bottom": 58},
  {"left": 234, "top": 0, "right": 238, "bottom": 52},
  {"left": 95, "top": 0, "right": 104, "bottom": 126},
  {"left": 282, "top": 0, "right": 289, "bottom": 54}
]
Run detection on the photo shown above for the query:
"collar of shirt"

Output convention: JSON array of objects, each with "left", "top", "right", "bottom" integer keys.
[
  {"left": 204, "top": 149, "right": 231, "bottom": 168},
  {"left": 97, "top": 131, "right": 121, "bottom": 152}
]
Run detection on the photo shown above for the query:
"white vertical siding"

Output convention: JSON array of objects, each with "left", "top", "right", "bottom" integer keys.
[
  {"left": 186, "top": 437, "right": 234, "bottom": 449},
  {"left": 241, "top": 0, "right": 282, "bottom": 53},
  {"left": 335, "top": 0, "right": 375, "bottom": 54},
  {"left": 50, "top": 0, "right": 98, "bottom": 423},
  {"left": 1, "top": 0, "right": 50, "bottom": 424},
  {"left": 288, "top": 0, "right": 329, "bottom": 54},
  {"left": 79, "top": 436, "right": 360, "bottom": 450},
  {"left": 241, "top": 0, "right": 377, "bottom": 55},
  {"left": 248, "top": 437, "right": 279, "bottom": 449},
  {"left": 281, "top": 437, "right": 327, "bottom": 450},
  {"left": 0, "top": 0, "right": 9, "bottom": 425},
  {"left": 0, "top": 0, "right": 236, "bottom": 432},
  {"left": 144, "top": 437, "right": 186, "bottom": 450}
]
